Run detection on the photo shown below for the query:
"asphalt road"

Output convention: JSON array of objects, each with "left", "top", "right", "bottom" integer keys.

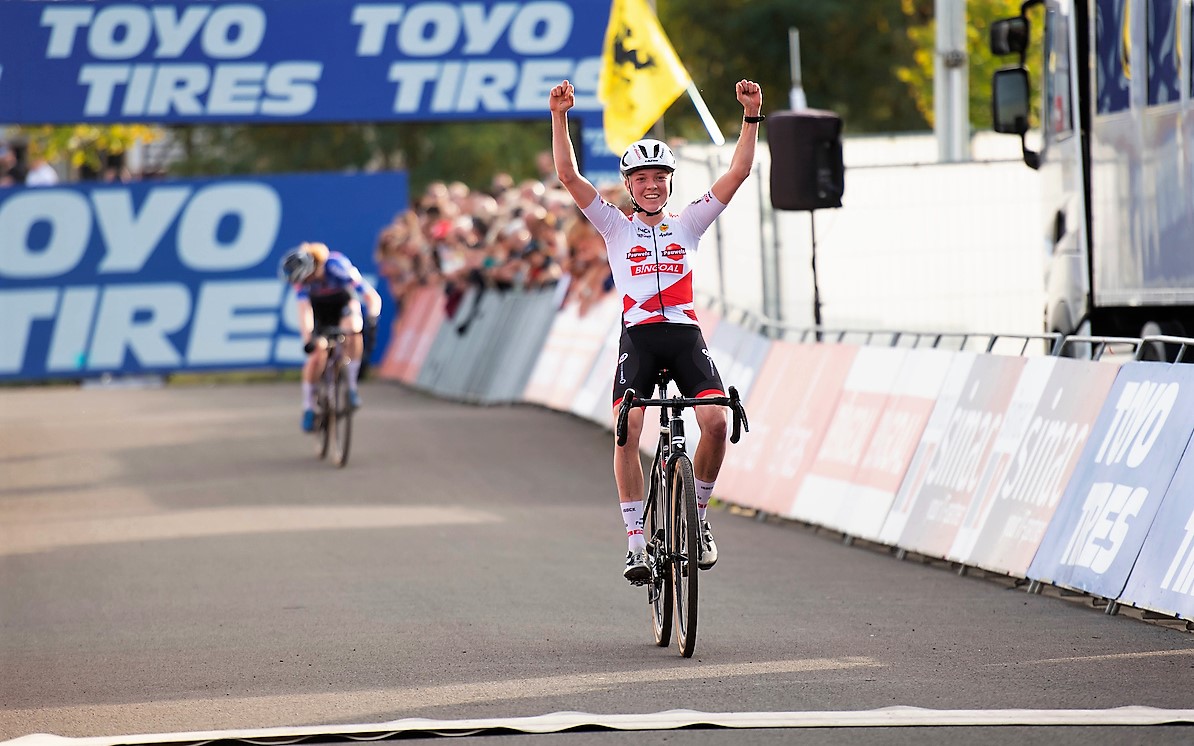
[{"left": 2, "top": 379, "right": 1193, "bottom": 745}]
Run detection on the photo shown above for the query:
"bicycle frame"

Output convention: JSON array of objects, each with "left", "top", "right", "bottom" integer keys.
[{"left": 615, "top": 373, "right": 749, "bottom": 657}]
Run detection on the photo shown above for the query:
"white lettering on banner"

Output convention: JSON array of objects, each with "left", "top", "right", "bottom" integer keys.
[
  {"left": 89, "top": 283, "right": 191, "bottom": 368},
  {"left": 1, "top": 183, "right": 280, "bottom": 280},
  {"left": 1160, "top": 509, "right": 1194, "bottom": 595},
  {"left": 820, "top": 401, "right": 880, "bottom": 467},
  {"left": 177, "top": 185, "right": 279, "bottom": 271},
  {"left": 351, "top": 2, "right": 571, "bottom": 56},
  {"left": 1095, "top": 381, "right": 1178, "bottom": 467},
  {"left": 0, "top": 290, "right": 59, "bottom": 374},
  {"left": 187, "top": 281, "right": 283, "bottom": 364},
  {"left": 861, "top": 409, "right": 921, "bottom": 475},
  {"left": 0, "top": 281, "right": 290, "bottom": 375},
  {"left": 93, "top": 187, "right": 191, "bottom": 272},
  {"left": 924, "top": 407, "right": 1003, "bottom": 493},
  {"left": 0, "top": 191, "right": 91, "bottom": 278},
  {"left": 79, "top": 62, "right": 321, "bottom": 117},
  {"left": 1001, "top": 418, "right": 1090, "bottom": 508},
  {"left": 42, "top": 5, "right": 266, "bottom": 59},
  {"left": 772, "top": 424, "right": 813, "bottom": 479},
  {"left": 387, "top": 58, "right": 589, "bottom": 113},
  {"left": 1059, "top": 481, "right": 1148, "bottom": 572}
]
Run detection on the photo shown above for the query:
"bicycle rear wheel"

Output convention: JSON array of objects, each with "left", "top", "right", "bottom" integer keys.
[
  {"left": 332, "top": 358, "right": 352, "bottom": 467},
  {"left": 669, "top": 453, "right": 699, "bottom": 657},
  {"left": 645, "top": 455, "right": 672, "bottom": 647}
]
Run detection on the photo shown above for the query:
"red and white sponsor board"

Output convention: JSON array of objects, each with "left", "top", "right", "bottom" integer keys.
[
  {"left": 716, "top": 341, "right": 858, "bottom": 517},
  {"left": 953, "top": 357, "right": 1121, "bottom": 575},
  {"left": 828, "top": 348, "right": 956, "bottom": 541},
  {"left": 878, "top": 353, "right": 1026, "bottom": 558},
  {"left": 570, "top": 313, "right": 624, "bottom": 428},
  {"left": 789, "top": 346, "right": 910, "bottom": 528},
  {"left": 524, "top": 295, "right": 620, "bottom": 410},
  {"left": 378, "top": 285, "right": 445, "bottom": 384}
]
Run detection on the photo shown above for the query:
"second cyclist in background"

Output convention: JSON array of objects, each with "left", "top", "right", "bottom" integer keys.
[{"left": 279, "top": 242, "right": 383, "bottom": 432}]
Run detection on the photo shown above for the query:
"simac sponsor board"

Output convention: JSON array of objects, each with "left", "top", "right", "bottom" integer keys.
[{"left": 0, "top": 171, "right": 408, "bottom": 381}]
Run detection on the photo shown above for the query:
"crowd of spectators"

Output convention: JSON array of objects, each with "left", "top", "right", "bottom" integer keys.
[
  {"left": 374, "top": 155, "right": 629, "bottom": 324},
  {"left": 0, "top": 140, "right": 60, "bottom": 187}
]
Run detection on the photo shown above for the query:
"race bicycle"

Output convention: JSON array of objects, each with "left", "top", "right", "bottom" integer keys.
[
  {"left": 311, "top": 327, "right": 355, "bottom": 467},
  {"left": 615, "top": 371, "right": 748, "bottom": 658}
]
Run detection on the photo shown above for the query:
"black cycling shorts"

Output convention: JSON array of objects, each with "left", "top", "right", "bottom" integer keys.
[
  {"left": 311, "top": 290, "right": 352, "bottom": 330},
  {"left": 612, "top": 323, "right": 725, "bottom": 407}
]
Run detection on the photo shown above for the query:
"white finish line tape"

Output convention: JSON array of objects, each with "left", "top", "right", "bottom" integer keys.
[{"left": 4, "top": 706, "right": 1193, "bottom": 746}]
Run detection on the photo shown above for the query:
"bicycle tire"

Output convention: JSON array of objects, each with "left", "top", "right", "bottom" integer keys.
[
  {"left": 645, "top": 454, "right": 672, "bottom": 647},
  {"left": 316, "top": 374, "right": 332, "bottom": 460},
  {"left": 332, "top": 358, "right": 352, "bottom": 467},
  {"left": 669, "top": 453, "right": 699, "bottom": 657}
]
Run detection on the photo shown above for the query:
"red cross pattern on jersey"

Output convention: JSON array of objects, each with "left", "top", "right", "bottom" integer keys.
[{"left": 581, "top": 191, "right": 727, "bottom": 327}]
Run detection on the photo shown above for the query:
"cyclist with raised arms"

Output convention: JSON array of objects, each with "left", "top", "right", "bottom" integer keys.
[
  {"left": 549, "top": 77, "right": 763, "bottom": 583},
  {"left": 279, "top": 242, "right": 383, "bottom": 432}
]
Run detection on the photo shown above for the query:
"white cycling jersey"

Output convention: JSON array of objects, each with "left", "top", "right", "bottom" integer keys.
[{"left": 580, "top": 190, "right": 727, "bottom": 327}]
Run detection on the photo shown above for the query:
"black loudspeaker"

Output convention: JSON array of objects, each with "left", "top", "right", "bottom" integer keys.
[{"left": 766, "top": 109, "right": 844, "bottom": 211}]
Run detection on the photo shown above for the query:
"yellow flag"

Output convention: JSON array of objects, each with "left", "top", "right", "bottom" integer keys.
[{"left": 597, "top": 0, "right": 691, "bottom": 154}]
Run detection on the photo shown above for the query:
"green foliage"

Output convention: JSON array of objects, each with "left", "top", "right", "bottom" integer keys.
[
  {"left": 656, "top": 0, "right": 929, "bottom": 136},
  {"left": 895, "top": 0, "right": 1025, "bottom": 129},
  {"left": 10, "top": 124, "right": 160, "bottom": 171},
  {"left": 167, "top": 120, "right": 550, "bottom": 196}
]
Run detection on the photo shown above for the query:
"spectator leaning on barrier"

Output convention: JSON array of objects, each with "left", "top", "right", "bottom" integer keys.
[{"left": 549, "top": 77, "right": 764, "bottom": 583}]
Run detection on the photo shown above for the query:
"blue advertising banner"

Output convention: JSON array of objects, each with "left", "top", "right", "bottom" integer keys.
[
  {"left": 0, "top": 170, "right": 408, "bottom": 381},
  {"left": 0, "top": 0, "right": 621, "bottom": 184},
  {"left": 1120, "top": 441, "right": 1194, "bottom": 620},
  {"left": 1027, "top": 362, "right": 1194, "bottom": 599},
  {"left": 0, "top": 0, "right": 608, "bottom": 124}
]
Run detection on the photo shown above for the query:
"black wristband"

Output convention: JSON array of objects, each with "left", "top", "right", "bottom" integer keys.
[{"left": 744, "top": 115, "right": 765, "bottom": 123}]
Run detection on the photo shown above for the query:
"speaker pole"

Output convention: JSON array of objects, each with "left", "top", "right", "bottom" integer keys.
[{"left": 810, "top": 209, "right": 823, "bottom": 341}]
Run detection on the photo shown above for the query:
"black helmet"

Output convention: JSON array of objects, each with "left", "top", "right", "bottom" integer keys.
[{"left": 278, "top": 248, "right": 316, "bottom": 285}]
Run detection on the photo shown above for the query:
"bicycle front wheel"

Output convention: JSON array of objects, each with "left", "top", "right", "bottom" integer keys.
[
  {"left": 645, "top": 455, "right": 672, "bottom": 647},
  {"left": 316, "top": 385, "right": 332, "bottom": 460},
  {"left": 669, "top": 453, "right": 699, "bottom": 657},
  {"left": 332, "top": 359, "right": 352, "bottom": 467}
]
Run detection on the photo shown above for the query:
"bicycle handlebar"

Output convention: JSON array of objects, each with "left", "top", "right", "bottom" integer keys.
[{"left": 615, "top": 386, "right": 750, "bottom": 447}]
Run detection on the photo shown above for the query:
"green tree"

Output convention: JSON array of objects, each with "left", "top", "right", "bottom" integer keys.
[
  {"left": 167, "top": 120, "right": 551, "bottom": 196},
  {"left": 10, "top": 124, "right": 160, "bottom": 174},
  {"left": 895, "top": 0, "right": 1024, "bottom": 130},
  {"left": 656, "top": 0, "right": 929, "bottom": 138}
]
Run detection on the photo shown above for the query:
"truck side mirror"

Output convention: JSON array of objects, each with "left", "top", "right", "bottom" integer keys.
[
  {"left": 990, "top": 17, "right": 1029, "bottom": 55},
  {"left": 992, "top": 67, "right": 1030, "bottom": 135},
  {"left": 992, "top": 67, "right": 1040, "bottom": 169}
]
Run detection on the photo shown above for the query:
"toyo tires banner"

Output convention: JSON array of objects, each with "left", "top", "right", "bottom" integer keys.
[
  {"left": 0, "top": 170, "right": 407, "bottom": 381},
  {"left": 0, "top": 0, "right": 608, "bottom": 124}
]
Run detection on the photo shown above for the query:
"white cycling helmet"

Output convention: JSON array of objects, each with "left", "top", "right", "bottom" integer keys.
[{"left": 620, "top": 139, "right": 676, "bottom": 176}]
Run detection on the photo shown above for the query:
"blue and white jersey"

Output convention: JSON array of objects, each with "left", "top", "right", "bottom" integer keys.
[{"left": 294, "top": 252, "right": 367, "bottom": 302}]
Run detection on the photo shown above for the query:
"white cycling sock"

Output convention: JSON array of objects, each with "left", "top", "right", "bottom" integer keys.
[
  {"left": 695, "top": 478, "right": 716, "bottom": 521},
  {"left": 348, "top": 359, "right": 361, "bottom": 391},
  {"left": 621, "top": 500, "right": 646, "bottom": 552},
  {"left": 301, "top": 381, "right": 314, "bottom": 410}
]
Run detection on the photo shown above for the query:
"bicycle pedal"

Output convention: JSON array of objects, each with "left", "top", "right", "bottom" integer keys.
[{"left": 628, "top": 577, "right": 650, "bottom": 587}]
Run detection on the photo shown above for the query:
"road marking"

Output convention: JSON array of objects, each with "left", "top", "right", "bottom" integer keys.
[
  {"left": 0, "top": 658, "right": 881, "bottom": 738},
  {"left": 987, "top": 648, "right": 1194, "bottom": 666},
  {"left": 0, "top": 506, "right": 500, "bottom": 556},
  {"left": 6, "top": 704, "right": 1194, "bottom": 746}
]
